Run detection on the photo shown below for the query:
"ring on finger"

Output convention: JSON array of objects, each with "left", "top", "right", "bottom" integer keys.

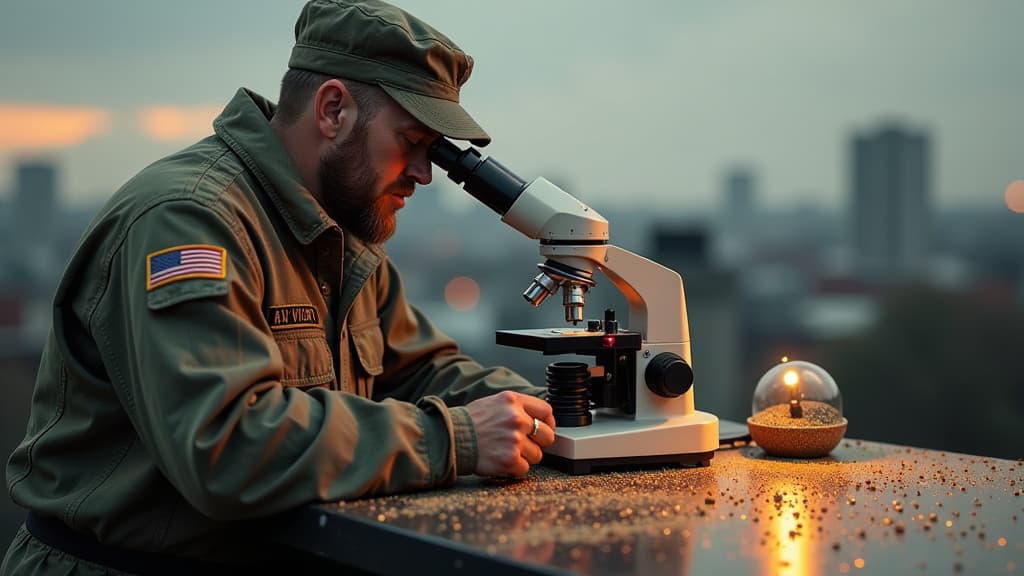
[{"left": 528, "top": 417, "right": 540, "bottom": 438}]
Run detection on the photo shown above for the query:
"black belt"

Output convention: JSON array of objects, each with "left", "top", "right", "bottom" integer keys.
[{"left": 25, "top": 512, "right": 225, "bottom": 576}]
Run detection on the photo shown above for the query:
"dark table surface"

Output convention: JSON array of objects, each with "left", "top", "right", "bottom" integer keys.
[{"left": 274, "top": 440, "right": 1022, "bottom": 575}]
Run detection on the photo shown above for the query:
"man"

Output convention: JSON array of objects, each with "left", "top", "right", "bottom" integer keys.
[{"left": 2, "top": 0, "right": 555, "bottom": 573}]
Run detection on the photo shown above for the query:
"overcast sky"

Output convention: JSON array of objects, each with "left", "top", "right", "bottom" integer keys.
[{"left": 0, "top": 1, "right": 1020, "bottom": 212}]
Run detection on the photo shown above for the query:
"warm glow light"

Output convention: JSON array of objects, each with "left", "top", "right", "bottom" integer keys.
[
  {"left": 1006, "top": 180, "right": 1024, "bottom": 213},
  {"left": 781, "top": 356, "right": 789, "bottom": 363},
  {"left": 444, "top": 276, "right": 480, "bottom": 311},
  {"left": 137, "top": 105, "right": 221, "bottom": 142},
  {"left": 783, "top": 370, "right": 799, "bottom": 388},
  {"left": 769, "top": 481, "right": 813, "bottom": 576},
  {"left": 0, "top": 103, "right": 110, "bottom": 151}
]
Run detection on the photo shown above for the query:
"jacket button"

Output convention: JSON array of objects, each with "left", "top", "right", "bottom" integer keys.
[{"left": 319, "top": 282, "right": 331, "bottom": 297}]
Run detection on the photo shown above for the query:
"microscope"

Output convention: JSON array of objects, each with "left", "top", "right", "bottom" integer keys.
[{"left": 429, "top": 139, "right": 719, "bottom": 474}]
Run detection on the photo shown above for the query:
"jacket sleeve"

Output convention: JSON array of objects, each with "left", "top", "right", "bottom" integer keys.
[
  {"left": 93, "top": 199, "right": 457, "bottom": 521},
  {"left": 372, "top": 257, "right": 548, "bottom": 407}
]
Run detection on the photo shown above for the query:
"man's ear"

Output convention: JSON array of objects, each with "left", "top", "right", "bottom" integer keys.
[{"left": 313, "top": 78, "right": 357, "bottom": 141}]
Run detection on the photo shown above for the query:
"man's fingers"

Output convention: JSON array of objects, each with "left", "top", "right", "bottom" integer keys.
[
  {"left": 521, "top": 439, "right": 544, "bottom": 465},
  {"left": 520, "top": 393, "right": 556, "bottom": 429},
  {"left": 511, "top": 455, "right": 531, "bottom": 477}
]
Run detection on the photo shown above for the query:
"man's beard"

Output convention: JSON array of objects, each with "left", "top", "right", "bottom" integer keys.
[{"left": 318, "top": 125, "right": 414, "bottom": 245}]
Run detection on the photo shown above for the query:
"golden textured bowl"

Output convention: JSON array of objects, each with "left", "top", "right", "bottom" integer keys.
[{"left": 746, "top": 417, "right": 848, "bottom": 458}]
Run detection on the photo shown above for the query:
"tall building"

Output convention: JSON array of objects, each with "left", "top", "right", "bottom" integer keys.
[
  {"left": 13, "top": 161, "right": 58, "bottom": 251},
  {"left": 724, "top": 168, "right": 756, "bottom": 226},
  {"left": 717, "top": 167, "right": 756, "bottom": 266},
  {"left": 8, "top": 161, "right": 60, "bottom": 296},
  {"left": 850, "top": 124, "right": 931, "bottom": 281}
]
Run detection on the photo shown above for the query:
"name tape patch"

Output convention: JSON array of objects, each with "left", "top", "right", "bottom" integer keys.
[
  {"left": 268, "top": 305, "right": 321, "bottom": 330},
  {"left": 147, "top": 244, "right": 227, "bottom": 291}
]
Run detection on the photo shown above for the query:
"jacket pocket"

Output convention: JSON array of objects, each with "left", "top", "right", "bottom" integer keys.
[
  {"left": 348, "top": 318, "right": 383, "bottom": 396},
  {"left": 272, "top": 328, "right": 335, "bottom": 388}
]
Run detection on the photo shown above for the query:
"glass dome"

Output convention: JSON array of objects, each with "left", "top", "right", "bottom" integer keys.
[
  {"left": 752, "top": 359, "right": 842, "bottom": 419},
  {"left": 747, "top": 359, "right": 847, "bottom": 458}
]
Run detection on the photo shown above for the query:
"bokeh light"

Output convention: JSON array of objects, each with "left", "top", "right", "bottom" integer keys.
[
  {"left": 444, "top": 276, "right": 480, "bottom": 311},
  {"left": 0, "top": 104, "right": 109, "bottom": 151},
  {"left": 1005, "top": 180, "right": 1024, "bottom": 213},
  {"left": 136, "top": 105, "right": 221, "bottom": 142}
]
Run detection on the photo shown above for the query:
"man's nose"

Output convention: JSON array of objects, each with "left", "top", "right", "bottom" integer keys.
[{"left": 405, "top": 148, "right": 433, "bottom": 185}]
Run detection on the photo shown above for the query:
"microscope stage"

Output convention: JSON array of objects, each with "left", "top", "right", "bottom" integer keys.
[{"left": 496, "top": 328, "right": 642, "bottom": 355}]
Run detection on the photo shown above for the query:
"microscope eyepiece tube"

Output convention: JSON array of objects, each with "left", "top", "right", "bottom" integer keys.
[{"left": 428, "top": 138, "right": 528, "bottom": 216}]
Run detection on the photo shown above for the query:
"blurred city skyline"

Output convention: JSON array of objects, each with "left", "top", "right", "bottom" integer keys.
[
  {"left": 1, "top": 0, "right": 1021, "bottom": 212},
  {"left": 2, "top": 0, "right": 1023, "bottom": 552}
]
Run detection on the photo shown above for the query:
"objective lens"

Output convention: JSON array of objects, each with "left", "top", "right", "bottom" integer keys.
[
  {"left": 522, "top": 272, "right": 559, "bottom": 307},
  {"left": 562, "top": 284, "right": 586, "bottom": 324}
]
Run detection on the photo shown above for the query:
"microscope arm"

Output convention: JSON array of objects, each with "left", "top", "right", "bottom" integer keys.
[{"left": 599, "top": 246, "right": 688, "bottom": 345}]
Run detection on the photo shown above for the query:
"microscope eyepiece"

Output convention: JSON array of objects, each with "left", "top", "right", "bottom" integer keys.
[{"left": 428, "top": 138, "right": 528, "bottom": 216}]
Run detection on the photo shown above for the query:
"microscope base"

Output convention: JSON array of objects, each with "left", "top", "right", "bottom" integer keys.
[
  {"left": 543, "top": 411, "right": 719, "bottom": 475},
  {"left": 543, "top": 450, "right": 713, "bottom": 475}
]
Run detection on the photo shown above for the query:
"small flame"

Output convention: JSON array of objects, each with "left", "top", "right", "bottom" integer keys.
[
  {"left": 780, "top": 356, "right": 789, "bottom": 363},
  {"left": 783, "top": 370, "right": 799, "bottom": 388}
]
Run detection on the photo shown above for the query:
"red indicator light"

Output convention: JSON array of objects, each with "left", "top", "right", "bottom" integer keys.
[{"left": 603, "top": 335, "right": 616, "bottom": 347}]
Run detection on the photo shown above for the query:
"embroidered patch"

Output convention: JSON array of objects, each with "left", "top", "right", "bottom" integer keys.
[
  {"left": 146, "top": 244, "right": 227, "bottom": 290},
  {"left": 268, "top": 305, "right": 321, "bottom": 330}
]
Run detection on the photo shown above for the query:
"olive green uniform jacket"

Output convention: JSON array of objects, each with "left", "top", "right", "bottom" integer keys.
[{"left": 3, "top": 88, "right": 543, "bottom": 571}]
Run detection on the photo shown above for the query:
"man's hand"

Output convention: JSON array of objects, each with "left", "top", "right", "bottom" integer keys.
[{"left": 465, "top": 390, "right": 556, "bottom": 477}]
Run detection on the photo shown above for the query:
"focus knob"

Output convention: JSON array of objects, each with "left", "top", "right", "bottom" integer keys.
[{"left": 644, "top": 352, "right": 693, "bottom": 398}]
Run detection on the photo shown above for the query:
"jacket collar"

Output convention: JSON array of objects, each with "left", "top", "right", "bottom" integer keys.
[
  {"left": 213, "top": 88, "right": 386, "bottom": 282},
  {"left": 213, "top": 88, "right": 336, "bottom": 245}
]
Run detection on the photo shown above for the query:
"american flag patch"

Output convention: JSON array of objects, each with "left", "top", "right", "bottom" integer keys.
[{"left": 146, "top": 244, "right": 227, "bottom": 290}]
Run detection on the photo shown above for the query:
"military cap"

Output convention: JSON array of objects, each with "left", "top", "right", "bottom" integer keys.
[{"left": 289, "top": 0, "right": 490, "bottom": 146}]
